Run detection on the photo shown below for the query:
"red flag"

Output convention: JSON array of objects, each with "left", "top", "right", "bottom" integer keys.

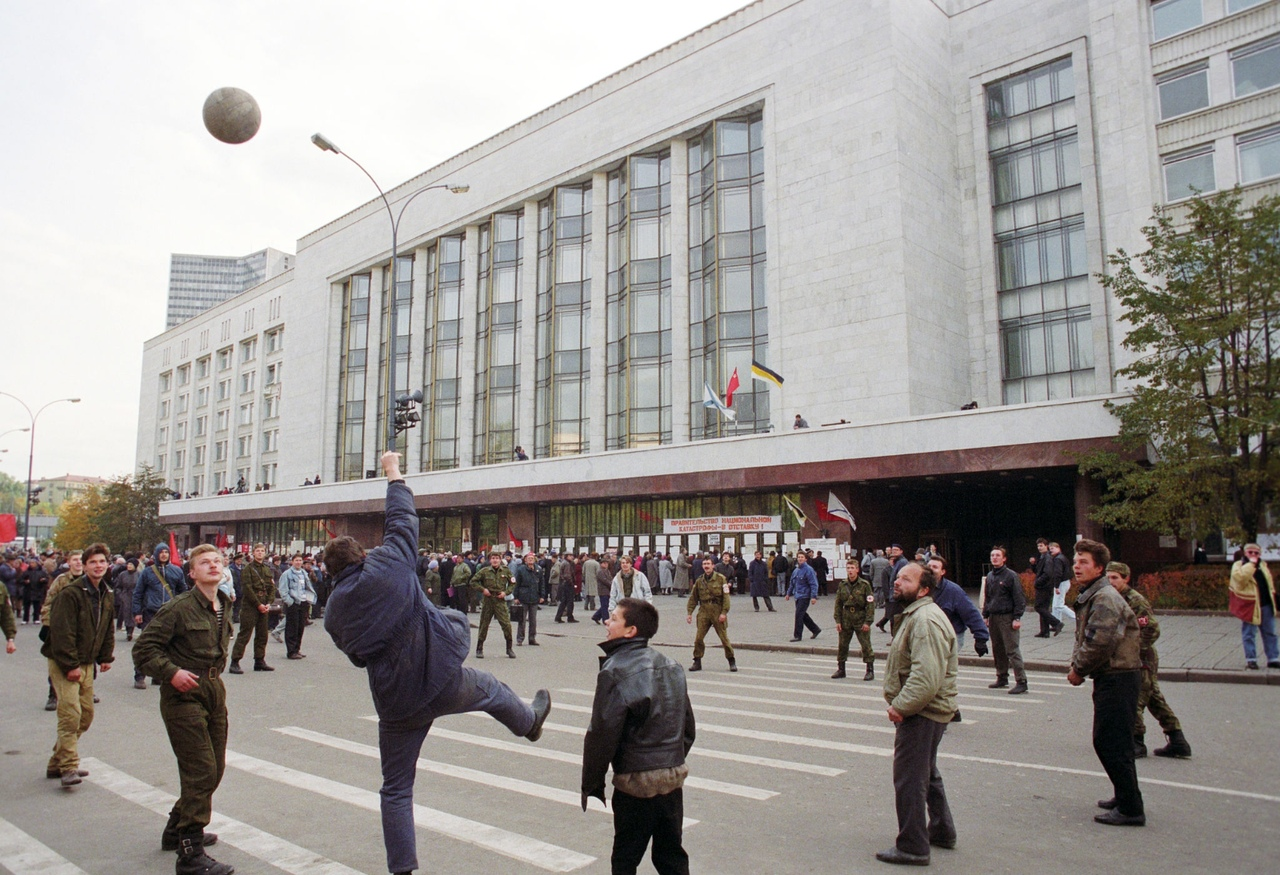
[
  {"left": 215, "top": 531, "right": 229, "bottom": 549},
  {"left": 0, "top": 514, "right": 15, "bottom": 543},
  {"left": 508, "top": 526, "right": 523, "bottom": 551},
  {"left": 168, "top": 531, "right": 180, "bottom": 562},
  {"left": 815, "top": 501, "right": 841, "bottom": 523},
  {"left": 724, "top": 368, "right": 741, "bottom": 407}
]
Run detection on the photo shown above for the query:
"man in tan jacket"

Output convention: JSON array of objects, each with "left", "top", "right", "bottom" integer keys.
[
  {"left": 1230, "top": 543, "right": 1278, "bottom": 669},
  {"left": 877, "top": 562, "right": 957, "bottom": 866},
  {"left": 1067, "top": 539, "right": 1144, "bottom": 827}
]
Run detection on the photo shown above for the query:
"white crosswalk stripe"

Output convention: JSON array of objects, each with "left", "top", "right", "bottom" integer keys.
[
  {"left": 665, "top": 685, "right": 980, "bottom": 724},
  {"left": 685, "top": 675, "right": 1016, "bottom": 714},
  {"left": 0, "top": 815, "right": 91, "bottom": 875},
  {"left": 224, "top": 750, "right": 595, "bottom": 872},
  {"left": 272, "top": 725, "right": 700, "bottom": 828},
  {"left": 735, "top": 666, "right": 1048, "bottom": 702},
  {"left": 81, "top": 757, "right": 369, "bottom": 875},
  {"left": 449, "top": 713, "right": 779, "bottom": 800},
  {"left": 424, "top": 721, "right": 843, "bottom": 777},
  {"left": 766, "top": 661, "right": 1063, "bottom": 694}
]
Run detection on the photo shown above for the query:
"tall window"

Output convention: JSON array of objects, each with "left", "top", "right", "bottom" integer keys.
[
  {"left": 336, "top": 274, "right": 370, "bottom": 480},
  {"left": 474, "top": 213, "right": 523, "bottom": 465},
  {"left": 987, "top": 58, "right": 1095, "bottom": 404},
  {"left": 376, "top": 255, "right": 414, "bottom": 458},
  {"left": 423, "top": 236, "right": 464, "bottom": 470},
  {"left": 536, "top": 185, "right": 592, "bottom": 457},
  {"left": 688, "top": 114, "right": 768, "bottom": 440},
  {"left": 1151, "top": 0, "right": 1202, "bottom": 42},
  {"left": 607, "top": 155, "right": 673, "bottom": 449}
]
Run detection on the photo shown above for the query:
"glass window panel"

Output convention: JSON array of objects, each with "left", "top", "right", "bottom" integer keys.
[
  {"left": 717, "top": 154, "right": 751, "bottom": 182},
  {"left": 495, "top": 266, "right": 518, "bottom": 303},
  {"left": 720, "top": 232, "right": 753, "bottom": 260},
  {"left": 1072, "top": 369, "right": 1096, "bottom": 396},
  {"left": 632, "top": 218, "right": 660, "bottom": 260},
  {"left": 1233, "top": 42, "right": 1280, "bottom": 97},
  {"left": 1239, "top": 129, "right": 1280, "bottom": 183},
  {"left": 631, "top": 333, "right": 660, "bottom": 358},
  {"left": 632, "top": 157, "right": 661, "bottom": 188},
  {"left": 1072, "top": 317, "right": 1095, "bottom": 369},
  {"left": 721, "top": 265, "right": 753, "bottom": 311},
  {"left": 633, "top": 292, "right": 660, "bottom": 330},
  {"left": 631, "top": 366, "right": 659, "bottom": 406},
  {"left": 496, "top": 213, "right": 520, "bottom": 240},
  {"left": 1020, "top": 287, "right": 1043, "bottom": 316},
  {"left": 555, "top": 350, "right": 583, "bottom": 374},
  {"left": 1047, "top": 372, "right": 1071, "bottom": 399},
  {"left": 1025, "top": 324, "right": 1048, "bottom": 376},
  {"left": 999, "top": 291, "right": 1020, "bottom": 320},
  {"left": 717, "top": 122, "right": 750, "bottom": 155},
  {"left": 1163, "top": 150, "right": 1216, "bottom": 199},
  {"left": 1066, "top": 277, "right": 1091, "bottom": 308},
  {"left": 1025, "top": 375, "right": 1049, "bottom": 402},
  {"left": 1229, "top": 0, "right": 1266, "bottom": 11},
  {"left": 1043, "top": 281, "right": 1066, "bottom": 311},
  {"left": 1018, "top": 235, "right": 1042, "bottom": 286},
  {"left": 1158, "top": 69, "right": 1210, "bottom": 119},
  {"left": 1152, "top": 0, "right": 1203, "bottom": 41},
  {"left": 1047, "top": 319, "right": 1070, "bottom": 372},
  {"left": 721, "top": 312, "right": 753, "bottom": 338},
  {"left": 1043, "top": 230, "right": 1066, "bottom": 281},
  {"left": 555, "top": 311, "right": 582, "bottom": 348}
]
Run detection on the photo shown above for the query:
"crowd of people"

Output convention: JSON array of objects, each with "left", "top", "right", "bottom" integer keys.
[{"left": 7, "top": 514, "right": 1275, "bottom": 874}]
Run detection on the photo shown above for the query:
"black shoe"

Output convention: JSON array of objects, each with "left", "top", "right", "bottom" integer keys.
[
  {"left": 810, "top": 629, "right": 821, "bottom": 640},
  {"left": 516, "top": 640, "right": 523, "bottom": 646},
  {"left": 228, "top": 661, "right": 243, "bottom": 675},
  {"left": 988, "top": 678, "right": 1008, "bottom": 689},
  {"left": 476, "top": 646, "right": 484, "bottom": 659},
  {"left": 554, "top": 618, "right": 564, "bottom": 623},
  {"left": 506, "top": 646, "right": 516, "bottom": 658},
  {"left": 1097, "top": 797, "right": 1118, "bottom": 810},
  {"left": 950, "top": 710, "right": 962, "bottom": 723},
  {"left": 60, "top": 771, "right": 82, "bottom": 788},
  {"left": 176, "top": 834, "right": 234, "bottom": 875},
  {"left": 47, "top": 768, "right": 88, "bottom": 779},
  {"left": 1034, "top": 632, "right": 1050, "bottom": 638},
  {"left": 875, "top": 847, "right": 930, "bottom": 865},
  {"left": 1133, "top": 736, "right": 1147, "bottom": 759},
  {"left": 253, "top": 660, "right": 274, "bottom": 671},
  {"left": 929, "top": 835, "right": 957, "bottom": 850},
  {"left": 287, "top": 653, "right": 303, "bottom": 660},
  {"left": 1269, "top": 661, "right": 1280, "bottom": 669},
  {"left": 1008, "top": 681, "right": 1028, "bottom": 695},
  {"left": 45, "top": 695, "right": 57, "bottom": 711},
  {"left": 789, "top": 636, "right": 802, "bottom": 642},
  {"left": 1094, "top": 809, "right": 1145, "bottom": 827},
  {"left": 567, "top": 618, "right": 579, "bottom": 623},
  {"left": 864, "top": 666, "right": 875, "bottom": 681},
  {"left": 525, "top": 689, "right": 552, "bottom": 741},
  {"left": 728, "top": 659, "right": 738, "bottom": 672},
  {"left": 1052, "top": 625, "right": 1063, "bottom": 636},
  {"left": 528, "top": 640, "right": 540, "bottom": 646},
  {"left": 831, "top": 665, "right": 846, "bottom": 679},
  {"left": 689, "top": 658, "right": 702, "bottom": 672},
  {"left": 592, "top": 618, "right": 601, "bottom": 624},
  {"left": 1247, "top": 661, "right": 1259, "bottom": 669},
  {"left": 767, "top": 607, "right": 776, "bottom": 612},
  {"left": 1153, "top": 730, "right": 1192, "bottom": 758}
]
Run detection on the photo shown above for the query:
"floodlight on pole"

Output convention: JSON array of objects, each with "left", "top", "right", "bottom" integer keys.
[
  {"left": 310, "top": 132, "right": 467, "bottom": 453},
  {"left": 0, "top": 394, "right": 81, "bottom": 550}
]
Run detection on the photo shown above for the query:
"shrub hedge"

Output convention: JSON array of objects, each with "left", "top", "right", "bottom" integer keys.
[{"left": 1012, "top": 564, "right": 1280, "bottom": 611}]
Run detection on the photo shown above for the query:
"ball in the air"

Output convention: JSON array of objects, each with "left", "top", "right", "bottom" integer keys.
[{"left": 202, "top": 87, "right": 261, "bottom": 144}]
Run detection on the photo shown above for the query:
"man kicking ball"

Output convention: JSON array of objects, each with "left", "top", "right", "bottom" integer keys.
[{"left": 324, "top": 450, "right": 552, "bottom": 875}]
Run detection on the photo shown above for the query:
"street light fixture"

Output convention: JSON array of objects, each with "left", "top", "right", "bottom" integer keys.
[
  {"left": 0, "top": 395, "right": 80, "bottom": 551},
  {"left": 311, "top": 131, "right": 467, "bottom": 451}
]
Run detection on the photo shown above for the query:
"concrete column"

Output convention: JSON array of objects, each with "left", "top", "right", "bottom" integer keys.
[
  {"left": 589, "top": 172, "right": 609, "bottom": 454},
  {"left": 1074, "top": 471, "right": 1103, "bottom": 542},
  {"left": 458, "top": 227, "right": 481, "bottom": 468},
  {"left": 322, "top": 279, "right": 345, "bottom": 482},
  {"left": 362, "top": 265, "right": 386, "bottom": 479},
  {"left": 519, "top": 199, "right": 539, "bottom": 457},
  {"left": 406, "top": 247, "right": 429, "bottom": 473},
  {"left": 669, "top": 138, "right": 692, "bottom": 444}
]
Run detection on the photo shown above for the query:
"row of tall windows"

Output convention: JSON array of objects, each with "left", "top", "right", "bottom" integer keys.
[
  {"left": 334, "top": 112, "right": 768, "bottom": 479},
  {"left": 987, "top": 58, "right": 1095, "bottom": 405},
  {"left": 536, "top": 185, "right": 592, "bottom": 457},
  {"left": 607, "top": 155, "right": 673, "bottom": 449},
  {"left": 689, "top": 115, "right": 769, "bottom": 439}
]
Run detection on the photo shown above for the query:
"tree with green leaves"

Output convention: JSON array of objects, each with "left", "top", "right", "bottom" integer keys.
[
  {"left": 52, "top": 466, "right": 171, "bottom": 553},
  {"left": 1081, "top": 188, "right": 1278, "bottom": 543}
]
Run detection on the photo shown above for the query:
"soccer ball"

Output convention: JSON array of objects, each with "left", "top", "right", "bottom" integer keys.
[{"left": 202, "top": 87, "right": 261, "bottom": 145}]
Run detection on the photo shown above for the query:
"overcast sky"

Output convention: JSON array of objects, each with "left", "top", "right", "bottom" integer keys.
[{"left": 0, "top": 0, "right": 748, "bottom": 483}]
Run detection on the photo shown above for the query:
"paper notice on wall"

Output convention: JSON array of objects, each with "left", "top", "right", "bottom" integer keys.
[{"left": 595, "top": 537, "right": 606, "bottom": 554}]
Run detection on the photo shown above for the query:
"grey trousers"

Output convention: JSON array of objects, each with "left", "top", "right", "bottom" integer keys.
[
  {"left": 893, "top": 715, "right": 955, "bottom": 857},
  {"left": 987, "top": 613, "right": 1026, "bottom": 683},
  {"left": 517, "top": 602, "right": 539, "bottom": 643},
  {"left": 377, "top": 667, "right": 534, "bottom": 873}
]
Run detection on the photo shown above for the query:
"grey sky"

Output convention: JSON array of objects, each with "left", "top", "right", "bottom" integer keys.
[{"left": 0, "top": 0, "right": 749, "bottom": 481}]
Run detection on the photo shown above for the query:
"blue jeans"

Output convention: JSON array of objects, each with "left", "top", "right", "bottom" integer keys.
[
  {"left": 377, "top": 667, "right": 534, "bottom": 873},
  {"left": 1242, "top": 604, "right": 1279, "bottom": 663},
  {"left": 792, "top": 597, "right": 821, "bottom": 638}
]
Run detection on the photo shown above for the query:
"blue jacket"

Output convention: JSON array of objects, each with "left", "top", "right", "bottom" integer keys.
[
  {"left": 787, "top": 562, "right": 820, "bottom": 600},
  {"left": 132, "top": 545, "right": 187, "bottom": 615},
  {"left": 932, "top": 577, "right": 990, "bottom": 642},
  {"left": 278, "top": 566, "right": 316, "bottom": 606},
  {"left": 324, "top": 480, "right": 471, "bottom": 727}
]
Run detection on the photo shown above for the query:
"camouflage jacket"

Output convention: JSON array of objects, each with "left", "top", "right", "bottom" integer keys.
[
  {"left": 835, "top": 576, "right": 877, "bottom": 628},
  {"left": 1120, "top": 586, "right": 1160, "bottom": 658},
  {"left": 240, "top": 560, "right": 276, "bottom": 609},
  {"left": 1071, "top": 576, "right": 1140, "bottom": 677},
  {"left": 687, "top": 572, "right": 731, "bottom": 615},
  {"left": 473, "top": 564, "right": 514, "bottom": 598}
]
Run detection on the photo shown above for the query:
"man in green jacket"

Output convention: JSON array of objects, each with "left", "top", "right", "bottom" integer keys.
[
  {"left": 42, "top": 542, "right": 115, "bottom": 787},
  {"left": 133, "top": 543, "right": 235, "bottom": 875},
  {"left": 877, "top": 561, "right": 957, "bottom": 866},
  {"left": 1, "top": 581, "right": 16, "bottom": 653},
  {"left": 473, "top": 552, "right": 515, "bottom": 659},
  {"left": 686, "top": 557, "right": 735, "bottom": 672},
  {"left": 834, "top": 564, "right": 877, "bottom": 680},
  {"left": 228, "top": 543, "right": 275, "bottom": 674}
]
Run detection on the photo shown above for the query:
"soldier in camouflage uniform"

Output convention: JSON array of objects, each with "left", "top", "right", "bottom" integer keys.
[
  {"left": 686, "top": 557, "right": 735, "bottom": 672},
  {"left": 1106, "top": 562, "right": 1191, "bottom": 759},
  {"left": 833, "top": 563, "right": 876, "bottom": 680},
  {"left": 133, "top": 543, "right": 234, "bottom": 875},
  {"left": 228, "top": 543, "right": 276, "bottom": 674},
  {"left": 474, "top": 552, "right": 516, "bottom": 659},
  {"left": 2, "top": 579, "right": 17, "bottom": 653}
]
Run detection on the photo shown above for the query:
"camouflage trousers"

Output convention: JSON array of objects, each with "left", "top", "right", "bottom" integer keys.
[
  {"left": 1134, "top": 650, "right": 1181, "bottom": 736},
  {"left": 837, "top": 626, "right": 875, "bottom": 666}
]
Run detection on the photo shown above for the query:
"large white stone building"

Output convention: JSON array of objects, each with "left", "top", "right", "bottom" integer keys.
[{"left": 141, "top": 0, "right": 1280, "bottom": 577}]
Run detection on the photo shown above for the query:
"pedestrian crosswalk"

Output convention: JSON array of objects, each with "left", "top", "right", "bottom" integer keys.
[{"left": 11, "top": 652, "right": 1276, "bottom": 875}]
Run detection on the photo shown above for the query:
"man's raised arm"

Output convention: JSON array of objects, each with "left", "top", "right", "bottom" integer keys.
[{"left": 381, "top": 451, "right": 419, "bottom": 567}]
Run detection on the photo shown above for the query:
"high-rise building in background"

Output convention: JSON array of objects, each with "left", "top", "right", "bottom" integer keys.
[{"left": 166, "top": 248, "right": 293, "bottom": 328}]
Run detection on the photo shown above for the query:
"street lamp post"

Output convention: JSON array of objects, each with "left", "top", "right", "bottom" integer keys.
[
  {"left": 0, "top": 395, "right": 80, "bottom": 551},
  {"left": 310, "top": 132, "right": 468, "bottom": 452}
]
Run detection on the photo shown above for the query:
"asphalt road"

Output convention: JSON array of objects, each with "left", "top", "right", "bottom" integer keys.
[{"left": 1, "top": 598, "right": 1276, "bottom": 875}]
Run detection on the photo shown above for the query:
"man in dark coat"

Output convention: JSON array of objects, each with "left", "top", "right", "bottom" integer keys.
[
  {"left": 324, "top": 451, "right": 552, "bottom": 875},
  {"left": 748, "top": 550, "right": 775, "bottom": 612},
  {"left": 1033, "top": 538, "right": 1067, "bottom": 637}
]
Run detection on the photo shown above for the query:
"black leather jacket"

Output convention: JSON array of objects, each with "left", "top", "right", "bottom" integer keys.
[{"left": 581, "top": 636, "right": 696, "bottom": 802}]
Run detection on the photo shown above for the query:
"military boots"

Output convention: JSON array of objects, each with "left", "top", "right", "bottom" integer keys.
[
  {"left": 689, "top": 657, "right": 702, "bottom": 672},
  {"left": 253, "top": 659, "right": 274, "bottom": 672},
  {"left": 476, "top": 643, "right": 484, "bottom": 659},
  {"left": 863, "top": 665, "right": 875, "bottom": 681},
  {"left": 162, "top": 810, "right": 218, "bottom": 851},
  {"left": 728, "top": 658, "right": 737, "bottom": 672},
  {"left": 1153, "top": 730, "right": 1191, "bottom": 758},
  {"left": 506, "top": 643, "right": 517, "bottom": 658},
  {"left": 1133, "top": 735, "right": 1148, "bottom": 759},
  {"left": 227, "top": 660, "right": 243, "bottom": 675},
  {"left": 175, "top": 833, "right": 233, "bottom": 875},
  {"left": 831, "top": 662, "right": 847, "bottom": 679}
]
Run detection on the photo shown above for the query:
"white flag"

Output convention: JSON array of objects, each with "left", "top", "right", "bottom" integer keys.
[{"left": 826, "top": 491, "right": 856, "bottom": 530}]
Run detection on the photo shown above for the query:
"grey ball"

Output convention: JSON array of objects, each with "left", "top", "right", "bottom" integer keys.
[{"left": 203, "top": 87, "right": 261, "bottom": 145}]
